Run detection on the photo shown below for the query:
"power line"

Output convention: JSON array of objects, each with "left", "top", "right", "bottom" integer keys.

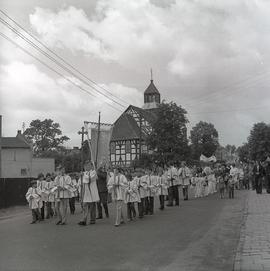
[
  {"left": 189, "top": 105, "right": 270, "bottom": 115},
  {"left": 0, "top": 8, "right": 129, "bottom": 107},
  {"left": 0, "top": 14, "right": 128, "bottom": 109},
  {"left": 0, "top": 31, "right": 122, "bottom": 112}
]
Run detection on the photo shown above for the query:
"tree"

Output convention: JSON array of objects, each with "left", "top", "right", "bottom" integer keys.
[
  {"left": 190, "top": 121, "right": 219, "bottom": 160},
  {"left": 248, "top": 122, "right": 270, "bottom": 161},
  {"left": 146, "top": 101, "right": 189, "bottom": 164},
  {"left": 24, "top": 119, "right": 69, "bottom": 156},
  {"left": 237, "top": 143, "right": 250, "bottom": 162}
]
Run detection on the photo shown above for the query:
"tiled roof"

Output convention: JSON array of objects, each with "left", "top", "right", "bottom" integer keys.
[
  {"left": 1, "top": 137, "right": 30, "bottom": 149},
  {"left": 144, "top": 80, "right": 160, "bottom": 95},
  {"left": 110, "top": 113, "right": 141, "bottom": 141},
  {"left": 128, "top": 105, "right": 158, "bottom": 124}
]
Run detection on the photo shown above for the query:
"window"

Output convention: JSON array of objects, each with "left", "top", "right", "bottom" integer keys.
[
  {"left": 110, "top": 142, "right": 116, "bottom": 154},
  {"left": 126, "top": 141, "right": 131, "bottom": 153},
  {"left": 21, "top": 168, "right": 27, "bottom": 176}
]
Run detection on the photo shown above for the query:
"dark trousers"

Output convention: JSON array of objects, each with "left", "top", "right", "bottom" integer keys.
[
  {"left": 145, "top": 196, "right": 154, "bottom": 214},
  {"left": 46, "top": 202, "right": 54, "bottom": 218},
  {"left": 255, "top": 176, "right": 262, "bottom": 194},
  {"left": 229, "top": 185, "right": 234, "bottom": 198},
  {"left": 182, "top": 186, "right": 188, "bottom": 200},
  {"left": 40, "top": 201, "right": 45, "bottom": 219},
  {"left": 97, "top": 192, "right": 109, "bottom": 218},
  {"left": 144, "top": 196, "right": 154, "bottom": 214},
  {"left": 159, "top": 195, "right": 165, "bottom": 210},
  {"left": 31, "top": 208, "right": 41, "bottom": 222},
  {"left": 138, "top": 198, "right": 145, "bottom": 218},
  {"left": 69, "top": 197, "right": 76, "bottom": 214},
  {"left": 127, "top": 202, "right": 136, "bottom": 220},
  {"left": 266, "top": 176, "right": 270, "bottom": 193},
  {"left": 168, "top": 186, "right": 179, "bottom": 205},
  {"left": 83, "top": 202, "right": 96, "bottom": 223}
]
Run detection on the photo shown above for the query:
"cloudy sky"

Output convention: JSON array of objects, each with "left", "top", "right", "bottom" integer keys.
[{"left": 1, "top": 0, "right": 270, "bottom": 148}]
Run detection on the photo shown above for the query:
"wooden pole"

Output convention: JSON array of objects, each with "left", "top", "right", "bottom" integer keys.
[
  {"left": 0, "top": 115, "right": 2, "bottom": 179},
  {"left": 95, "top": 112, "right": 101, "bottom": 167}
]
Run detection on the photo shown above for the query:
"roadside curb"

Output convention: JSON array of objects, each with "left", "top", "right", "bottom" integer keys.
[{"left": 233, "top": 191, "right": 249, "bottom": 271}]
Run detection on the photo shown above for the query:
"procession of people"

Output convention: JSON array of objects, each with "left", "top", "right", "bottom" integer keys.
[{"left": 25, "top": 159, "right": 268, "bottom": 226}]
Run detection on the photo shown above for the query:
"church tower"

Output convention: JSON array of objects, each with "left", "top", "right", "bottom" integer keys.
[{"left": 142, "top": 70, "right": 161, "bottom": 110}]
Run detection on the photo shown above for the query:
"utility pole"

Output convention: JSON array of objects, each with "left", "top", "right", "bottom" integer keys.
[
  {"left": 95, "top": 112, "right": 101, "bottom": 167},
  {"left": 139, "top": 114, "right": 142, "bottom": 161},
  {"left": 0, "top": 115, "right": 2, "bottom": 179},
  {"left": 78, "top": 127, "right": 88, "bottom": 171}
]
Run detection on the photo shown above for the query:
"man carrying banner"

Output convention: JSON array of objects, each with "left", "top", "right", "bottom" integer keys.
[{"left": 78, "top": 160, "right": 100, "bottom": 226}]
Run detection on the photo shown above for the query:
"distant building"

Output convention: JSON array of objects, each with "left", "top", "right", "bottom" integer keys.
[
  {"left": 1, "top": 130, "right": 55, "bottom": 178},
  {"left": 109, "top": 78, "right": 161, "bottom": 167}
]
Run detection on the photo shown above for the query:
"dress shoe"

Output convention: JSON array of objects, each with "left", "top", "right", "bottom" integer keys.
[
  {"left": 56, "top": 221, "right": 62, "bottom": 225},
  {"left": 30, "top": 221, "right": 37, "bottom": 224},
  {"left": 78, "top": 221, "right": 86, "bottom": 226},
  {"left": 60, "top": 222, "right": 67, "bottom": 225}
]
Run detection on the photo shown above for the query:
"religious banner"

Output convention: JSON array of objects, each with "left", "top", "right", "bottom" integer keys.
[
  {"left": 200, "top": 154, "right": 217, "bottom": 163},
  {"left": 84, "top": 121, "right": 113, "bottom": 169}
]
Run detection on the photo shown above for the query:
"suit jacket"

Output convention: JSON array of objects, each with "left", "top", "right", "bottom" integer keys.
[{"left": 97, "top": 167, "right": 108, "bottom": 193}]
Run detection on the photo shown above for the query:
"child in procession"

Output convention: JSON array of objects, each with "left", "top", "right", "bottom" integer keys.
[
  {"left": 125, "top": 173, "right": 140, "bottom": 221},
  {"left": 25, "top": 180, "right": 42, "bottom": 224}
]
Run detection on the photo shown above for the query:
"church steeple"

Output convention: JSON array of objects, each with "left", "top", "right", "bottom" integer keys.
[{"left": 143, "top": 70, "right": 161, "bottom": 109}]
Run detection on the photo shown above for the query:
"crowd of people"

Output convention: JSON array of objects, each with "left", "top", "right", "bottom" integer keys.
[{"left": 25, "top": 159, "right": 268, "bottom": 226}]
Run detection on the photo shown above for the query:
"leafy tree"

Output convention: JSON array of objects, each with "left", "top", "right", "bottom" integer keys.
[
  {"left": 146, "top": 101, "right": 189, "bottom": 164},
  {"left": 248, "top": 122, "right": 270, "bottom": 161},
  {"left": 190, "top": 121, "right": 219, "bottom": 160},
  {"left": 225, "top": 144, "right": 236, "bottom": 155},
  {"left": 24, "top": 119, "right": 69, "bottom": 156},
  {"left": 237, "top": 143, "right": 250, "bottom": 162}
]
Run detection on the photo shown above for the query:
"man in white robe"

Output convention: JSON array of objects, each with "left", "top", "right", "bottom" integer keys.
[
  {"left": 54, "top": 165, "right": 72, "bottom": 225},
  {"left": 78, "top": 161, "right": 100, "bottom": 226},
  {"left": 179, "top": 162, "right": 191, "bottom": 201},
  {"left": 107, "top": 167, "right": 128, "bottom": 226}
]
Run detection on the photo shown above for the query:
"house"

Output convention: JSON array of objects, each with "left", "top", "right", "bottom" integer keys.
[
  {"left": 1, "top": 130, "right": 55, "bottom": 178},
  {"left": 109, "top": 78, "right": 161, "bottom": 167}
]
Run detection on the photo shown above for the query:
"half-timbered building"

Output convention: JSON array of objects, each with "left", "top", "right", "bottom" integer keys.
[{"left": 110, "top": 78, "right": 161, "bottom": 167}]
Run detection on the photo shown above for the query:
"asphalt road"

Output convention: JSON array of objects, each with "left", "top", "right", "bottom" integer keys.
[{"left": 0, "top": 189, "right": 247, "bottom": 271}]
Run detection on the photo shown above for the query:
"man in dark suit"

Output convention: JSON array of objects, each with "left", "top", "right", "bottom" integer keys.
[
  {"left": 253, "top": 160, "right": 265, "bottom": 194},
  {"left": 265, "top": 158, "right": 270, "bottom": 193},
  {"left": 96, "top": 162, "right": 109, "bottom": 219}
]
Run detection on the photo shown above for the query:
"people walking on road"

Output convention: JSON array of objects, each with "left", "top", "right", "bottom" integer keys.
[
  {"left": 69, "top": 173, "right": 78, "bottom": 215},
  {"left": 157, "top": 167, "right": 168, "bottom": 210},
  {"left": 25, "top": 180, "right": 42, "bottom": 224},
  {"left": 107, "top": 167, "right": 128, "bottom": 227},
  {"left": 78, "top": 161, "right": 100, "bottom": 226},
  {"left": 167, "top": 163, "right": 179, "bottom": 206},
  {"left": 253, "top": 161, "right": 265, "bottom": 194},
  {"left": 264, "top": 158, "right": 270, "bottom": 193},
  {"left": 53, "top": 165, "right": 72, "bottom": 225},
  {"left": 45, "top": 173, "right": 54, "bottom": 218},
  {"left": 96, "top": 162, "right": 109, "bottom": 219},
  {"left": 37, "top": 173, "right": 46, "bottom": 220},
  {"left": 179, "top": 161, "right": 191, "bottom": 201},
  {"left": 125, "top": 173, "right": 139, "bottom": 221},
  {"left": 136, "top": 169, "right": 147, "bottom": 219}
]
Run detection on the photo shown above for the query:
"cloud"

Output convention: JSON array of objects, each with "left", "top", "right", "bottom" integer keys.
[
  {"left": 29, "top": 0, "right": 270, "bottom": 78},
  {"left": 0, "top": 61, "right": 142, "bottom": 146}
]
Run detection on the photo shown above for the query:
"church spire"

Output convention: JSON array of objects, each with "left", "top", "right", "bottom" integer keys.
[{"left": 150, "top": 68, "right": 153, "bottom": 82}]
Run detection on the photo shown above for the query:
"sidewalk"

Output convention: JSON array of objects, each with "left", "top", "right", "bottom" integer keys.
[{"left": 234, "top": 190, "right": 270, "bottom": 271}]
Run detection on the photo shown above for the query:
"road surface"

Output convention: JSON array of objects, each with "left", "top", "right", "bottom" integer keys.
[{"left": 0, "top": 190, "right": 247, "bottom": 271}]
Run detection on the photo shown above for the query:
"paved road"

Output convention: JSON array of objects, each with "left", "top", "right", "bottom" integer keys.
[{"left": 0, "top": 190, "right": 247, "bottom": 271}]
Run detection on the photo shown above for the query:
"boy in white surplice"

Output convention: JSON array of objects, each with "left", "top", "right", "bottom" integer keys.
[
  {"left": 25, "top": 180, "right": 42, "bottom": 224},
  {"left": 78, "top": 161, "right": 100, "bottom": 226}
]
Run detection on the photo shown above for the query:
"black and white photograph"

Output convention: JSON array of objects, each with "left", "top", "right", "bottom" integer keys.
[{"left": 0, "top": 1, "right": 270, "bottom": 270}]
